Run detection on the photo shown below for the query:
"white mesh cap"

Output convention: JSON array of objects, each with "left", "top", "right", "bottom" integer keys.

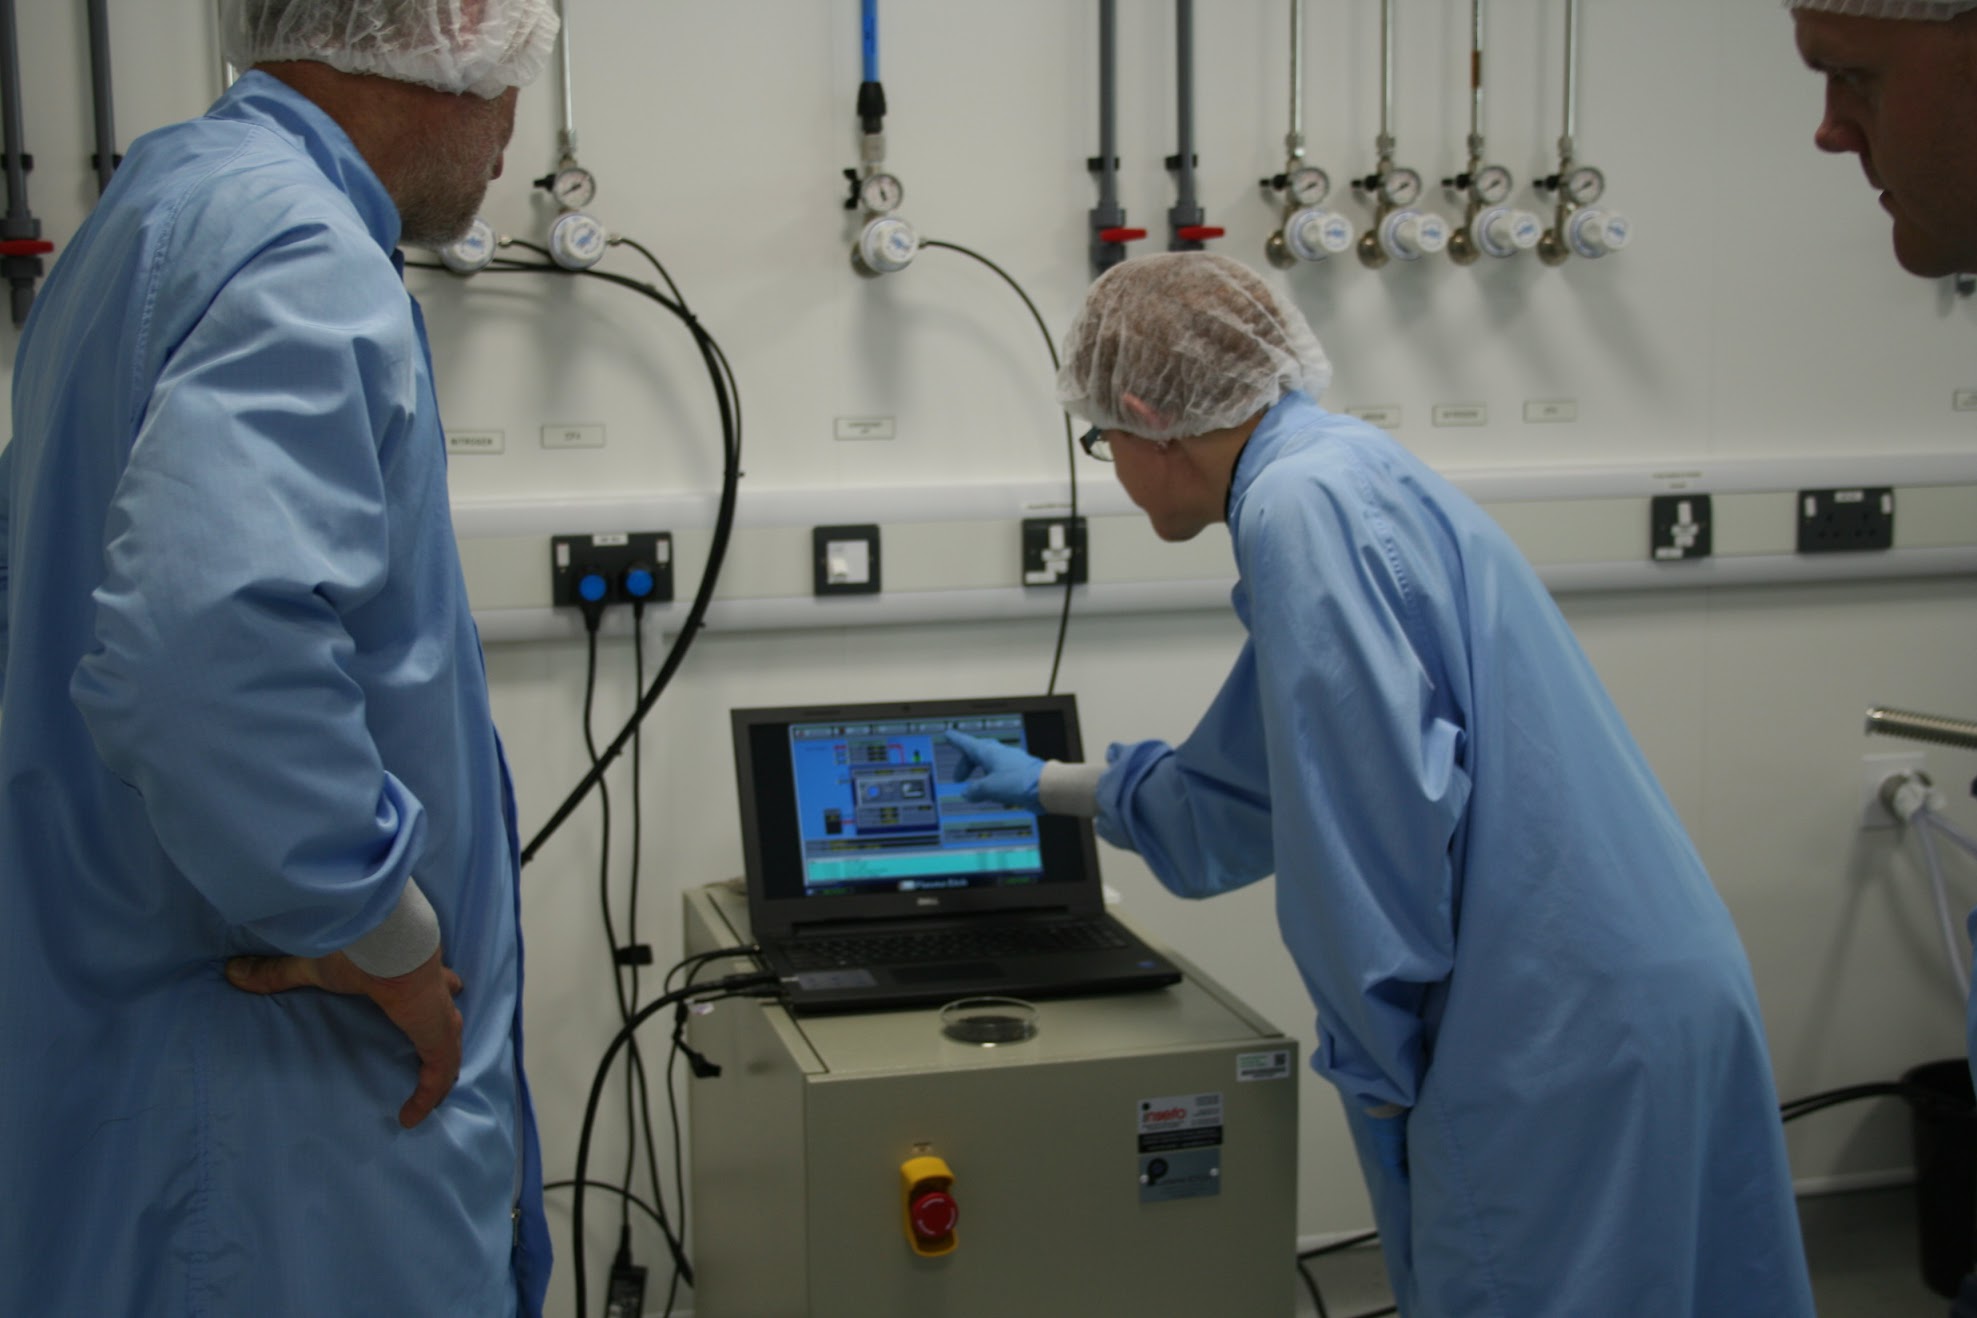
[
  {"left": 1785, "top": 0, "right": 1977, "bottom": 18},
  {"left": 1056, "top": 252, "right": 1332, "bottom": 441},
  {"left": 221, "top": 0, "right": 561, "bottom": 99}
]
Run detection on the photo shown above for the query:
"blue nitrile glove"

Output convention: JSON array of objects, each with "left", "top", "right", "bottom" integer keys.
[{"left": 945, "top": 729, "right": 1044, "bottom": 812}]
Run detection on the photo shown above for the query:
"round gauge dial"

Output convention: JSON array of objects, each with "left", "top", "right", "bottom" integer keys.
[
  {"left": 1472, "top": 164, "right": 1514, "bottom": 206},
  {"left": 1564, "top": 165, "right": 1606, "bottom": 206},
  {"left": 551, "top": 165, "right": 598, "bottom": 210},
  {"left": 1379, "top": 167, "right": 1423, "bottom": 208},
  {"left": 1286, "top": 165, "right": 1331, "bottom": 207},
  {"left": 858, "top": 172, "right": 905, "bottom": 215}
]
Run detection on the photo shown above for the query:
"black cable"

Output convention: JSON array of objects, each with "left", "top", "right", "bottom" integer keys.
[
  {"left": 404, "top": 249, "right": 745, "bottom": 867},
  {"left": 919, "top": 239, "right": 1079, "bottom": 695},
  {"left": 541, "top": 1178, "right": 668, "bottom": 1236},
  {"left": 1297, "top": 1256, "right": 1331, "bottom": 1318},
  {"left": 571, "top": 971, "right": 780, "bottom": 1318},
  {"left": 1298, "top": 1228, "right": 1380, "bottom": 1262},
  {"left": 1780, "top": 1081, "right": 1947, "bottom": 1123}
]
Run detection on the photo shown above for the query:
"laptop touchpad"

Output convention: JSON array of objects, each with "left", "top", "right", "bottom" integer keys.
[{"left": 894, "top": 962, "right": 1000, "bottom": 984}]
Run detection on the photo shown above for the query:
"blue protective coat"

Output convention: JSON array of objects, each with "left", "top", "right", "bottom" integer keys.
[
  {"left": 0, "top": 73, "right": 550, "bottom": 1315},
  {"left": 1096, "top": 392, "right": 1813, "bottom": 1317}
]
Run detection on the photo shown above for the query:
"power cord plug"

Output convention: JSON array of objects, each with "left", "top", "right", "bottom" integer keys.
[{"left": 604, "top": 1224, "right": 647, "bottom": 1318}]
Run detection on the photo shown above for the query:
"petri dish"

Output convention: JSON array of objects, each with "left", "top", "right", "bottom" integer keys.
[{"left": 939, "top": 996, "right": 1039, "bottom": 1046}]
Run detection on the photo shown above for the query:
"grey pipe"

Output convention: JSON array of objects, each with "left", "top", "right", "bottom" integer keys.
[
  {"left": 1175, "top": 0, "right": 1196, "bottom": 206},
  {"left": 1098, "top": 0, "right": 1117, "bottom": 207},
  {"left": 0, "top": 0, "right": 25, "bottom": 225},
  {"left": 0, "top": 0, "right": 39, "bottom": 325},
  {"left": 1287, "top": 0, "right": 1304, "bottom": 159},
  {"left": 557, "top": 0, "right": 577, "bottom": 159},
  {"left": 1379, "top": 0, "right": 1394, "bottom": 152},
  {"left": 88, "top": 0, "right": 117, "bottom": 194},
  {"left": 1560, "top": 0, "right": 1579, "bottom": 160},
  {"left": 1469, "top": 0, "right": 1484, "bottom": 155},
  {"left": 1865, "top": 707, "right": 1977, "bottom": 754}
]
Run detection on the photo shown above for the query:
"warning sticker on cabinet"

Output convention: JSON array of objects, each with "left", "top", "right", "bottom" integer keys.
[
  {"left": 1138, "top": 1094, "right": 1224, "bottom": 1202},
  {"left": 1138, "top": 1092, "right": 1223, "bottom": 1152}
]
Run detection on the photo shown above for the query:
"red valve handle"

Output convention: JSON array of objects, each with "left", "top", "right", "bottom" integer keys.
[
  {"left": 0, "top": 239, "right": 53, "bottom": 256},
  {"left": 1175, "top": 226, "right": 1226, "bottom": 242},
  {"left": 1098, "top": 227, "right": 1148, "bottom": 243}
]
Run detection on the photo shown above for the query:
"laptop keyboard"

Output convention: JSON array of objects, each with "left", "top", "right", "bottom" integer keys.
[{"left": 784, "top": 919, "right": 1132, "bottom": 971}]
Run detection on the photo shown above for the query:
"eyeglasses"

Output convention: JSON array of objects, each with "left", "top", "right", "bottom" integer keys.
[{"left": 1078, "top": 426, "right": 1113, "bottom": 462}]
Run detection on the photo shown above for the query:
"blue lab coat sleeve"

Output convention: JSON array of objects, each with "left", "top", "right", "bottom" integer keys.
[
  {"left": 1096, "top": 648, "right": 1278, "bottom": 896},
  {"left": 69, "top": 224, "right": 425, "bottom": 959}
]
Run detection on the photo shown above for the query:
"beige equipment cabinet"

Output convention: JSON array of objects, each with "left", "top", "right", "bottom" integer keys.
[{"left": 683, "top": 881, "right": 1300, "bottom": 1318}]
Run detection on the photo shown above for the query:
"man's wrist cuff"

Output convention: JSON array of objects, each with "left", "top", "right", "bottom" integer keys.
[{"left": 343, "top": 878, "right": 440, "bottom": 978}]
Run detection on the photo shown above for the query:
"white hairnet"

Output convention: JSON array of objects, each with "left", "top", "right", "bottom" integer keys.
[
  {"left": 1785, "top": 0, "right": 1977, "bottom": 17},
  {"left": 1056, "top": 252, "right": 1332, "bottom": 442},
  {"left": 221, "top": 0, "right": 560, "bottom": 99}
]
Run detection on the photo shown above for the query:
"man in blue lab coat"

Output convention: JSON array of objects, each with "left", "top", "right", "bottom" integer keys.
[
  {"left": 951, "top": 252, "right": 1814, "bottom": 1317},
  {"left": 0, "top": 1, "right": 560, "bottom": 1313},
  {"left": 1787, "top": 4, "right": 1977, "bottom": 1311}
]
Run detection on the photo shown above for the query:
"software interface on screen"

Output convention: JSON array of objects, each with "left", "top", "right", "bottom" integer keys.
[{"left": 787, "top": 713, "right": 1044, "bottom": 896}]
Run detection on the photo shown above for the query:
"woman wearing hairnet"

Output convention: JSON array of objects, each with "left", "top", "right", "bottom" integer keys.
[{"left": 950, "top": 253, "right": 1814, "bottom": 1317}]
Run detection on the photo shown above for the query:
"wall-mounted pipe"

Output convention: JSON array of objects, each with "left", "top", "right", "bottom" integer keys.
[
  {"left": 1443, "top": 0, "right": 1539, "bottom": 264},
  {"left": 1164, "top": 0, "right": 1222, "bottom": 251},
  {"left": 1263, "top": 0, "right": 1353, "bottom": 268},
  {"left": 1865, "top": 708, "right": 1977, "bottom": 754},
  {"left": 87, "top": 0, "right": 120, "bottom": 195},
  {"left": 1353, "top": 0, "right": 1446, "bottom": 269},
  {"left": 1087, "top": 0, "right": 1144, "bottom": 274},
  {"left": 0, "top": 0, "right": 50, "bottom": 326},
  {"left": 846, "top": 0, "right": 917, "bottom": 276},
  {"left": 1536, "top": 0, "right": 1630, "bottom": 266}
]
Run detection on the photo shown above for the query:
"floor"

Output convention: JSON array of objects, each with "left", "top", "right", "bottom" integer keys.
[{"left": 1290, "top": 1186, "right": 1951, "bottom": 1317}]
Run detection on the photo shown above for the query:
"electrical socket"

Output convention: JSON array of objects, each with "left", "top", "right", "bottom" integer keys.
[
  {"left": 1022, "top": 516, "right": 1088, "bottom": 586},
  {"left": 1860, "top": 751, "right": 1927, "bottom": 830}
]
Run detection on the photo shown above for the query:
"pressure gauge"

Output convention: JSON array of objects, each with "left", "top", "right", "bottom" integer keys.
[
  {"left": 852, "top": 216, "right": 919, "bottom": 276},
  {"left": 438, "top": 215, "right": 497, "bottom": 274},
  {"left": 1286, "top": 165, "right": 1331, "bottom": 207},
  {"left": 857, "top": 172, "right": 905, "bottom": 215},
  {"left": 548, "top": 209, "right": 609, "bottom": 270},
  {"left": 1471, "top": 165, "right": 1514, "bottom": 206},
  {"left": 1379, "top": 167, "right": 1423, "bottom": 208},
  {"left": 1564, "top": 165, "right": 1606, "bottom": 206},
  {"left": 549, "top": 165, "right": 597, "bottom": 210}
]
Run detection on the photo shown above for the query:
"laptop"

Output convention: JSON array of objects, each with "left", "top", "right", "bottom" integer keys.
[{"left": 731, "top": 695, "right": 1182, "bottom": 1015}]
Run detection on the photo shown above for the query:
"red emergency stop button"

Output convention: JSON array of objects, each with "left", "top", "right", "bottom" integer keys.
[
  {"left": 900, "top": 1154, "right": 959, "bottom": 1257},
  {"left": 910, "top": 1188, "right": 958, "bottom": 1240}
]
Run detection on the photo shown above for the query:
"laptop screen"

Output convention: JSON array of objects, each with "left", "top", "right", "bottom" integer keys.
[{"left": 734, "top": 696, "right": 1103, "bottom": 937}]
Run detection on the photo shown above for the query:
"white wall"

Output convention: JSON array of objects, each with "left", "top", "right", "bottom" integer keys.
[{"left": 11, "top": 3, "right": 1977, "bottom": 1314}]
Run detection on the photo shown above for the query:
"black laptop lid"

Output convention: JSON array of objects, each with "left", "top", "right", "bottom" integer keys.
[{"left": 733, "top": 695, "right": 1104, "bottom": 939}]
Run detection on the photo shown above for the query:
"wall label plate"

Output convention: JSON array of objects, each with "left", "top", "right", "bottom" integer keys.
[
  {"left": 446, "top": 429, "right": 505, "bottom": 455},
  {"left": 1432, "top": 403, "right": 1488, "bottom": 427},
  {"left": 1346, "top": 405, "right": 1402, "bottom": 430},
  {"left": 834, "top": 416, "right": 897, "bottom": 441},
  {"left": 542, "top": 423, "right": 605, "bottom": 450}
]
